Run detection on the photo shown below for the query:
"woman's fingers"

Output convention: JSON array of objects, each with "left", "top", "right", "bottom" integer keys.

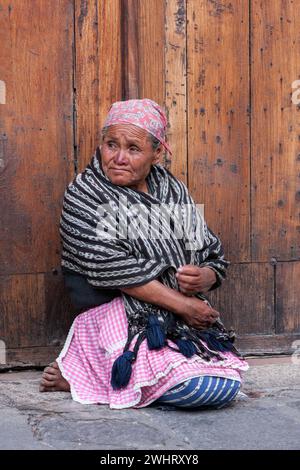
[
  {"left": 177, "top": 267, "right": 217, "bottom": 294},
  {"left": 176, "top": 273, "right": 200, "bottom": 285},
  {"left": 188, "top": 316, "right": 217, "bottom": 329},
  {"left": 199, "top": 310, "right": 220, "bottom": 325},
  {"left": 210, "top": 309, "right": 220, "bottom": 319},
  {"left": 176, "top": 275, "right": 201, "bottom": 288},
  {"left": 178, "top": 281, "right": 198, "bottom": 292},
  {"left": 182, "top": 297, "right": 221, "bottom": 329},
  {"left": 194, "top": 321, "right": 212, "bottom": 329}
]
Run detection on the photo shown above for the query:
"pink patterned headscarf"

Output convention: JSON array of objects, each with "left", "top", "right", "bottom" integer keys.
[{"left": 103, "top": 98, "right": 172, "bottom": 156}]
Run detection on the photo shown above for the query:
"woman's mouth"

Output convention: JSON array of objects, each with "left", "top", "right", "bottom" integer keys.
[{"left": 110, "top": 168, "right": 130, "bottom": 173}]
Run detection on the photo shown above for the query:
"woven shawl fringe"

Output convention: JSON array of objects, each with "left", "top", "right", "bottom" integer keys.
[
  {"left": 166, "top": 336, "right": 221, "bottom": 362},
  {"left": 111, "top": 317, "right": 240, "bottom": 390},
  {"left": 195, "top": 322, "right": 241, "bottom": 357},
  {"left": 197, "top": 330, "right": 241, "bottom": 356}
]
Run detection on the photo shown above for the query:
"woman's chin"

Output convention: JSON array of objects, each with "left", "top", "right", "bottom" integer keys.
[{"left": 108, "top": 175, "right": 131, "bottom": 186}]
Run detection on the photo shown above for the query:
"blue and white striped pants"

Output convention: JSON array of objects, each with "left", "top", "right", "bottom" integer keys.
[{"left": 156, "top": 376, "right": 241, "bottom": 409}]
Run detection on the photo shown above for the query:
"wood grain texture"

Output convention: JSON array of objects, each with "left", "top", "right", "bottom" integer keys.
[
  {"left": 0, "top": 272, "right": 74, "bottom": 349},
  {"left": 0, "top": 0, "right": 74, "bottom": 274},
  {"left": 121, "top": 0, "right": 139, "bottom": 99},
  {"left": 251, "top": 0, "right": 300, "bottom": 261},
  {"left": 2, "top": 346, "right": 62, "bottom": 368},
  {"left": 137, "top": 0, "right": 165, "bottom": 105},
  {"left": 165, "top": 0, "right": 187, "bottom": 180},
  {"left": 187, "top": 0, "right": 250, "bottom": 262},
  {"left": 236, "top": 333, "right": 300, "bottom": 355},
  {"left": 276, "top": 261, "right": 300, "bottom": 333},
  {"left": 1, "top": 0, "right": 299, "bottom": 363},
  {"left": 75, "top": 0, "right": 122, "bottom": 171},
  {"left": 206, "top": 262, "right": 274, "bottom": 335},
  {"left": 137, "top": 0, "right": 171, "bottom": 168}
]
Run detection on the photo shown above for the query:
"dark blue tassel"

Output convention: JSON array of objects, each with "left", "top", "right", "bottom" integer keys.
[
  {"left": 111, "top": 351, "right": 135, "bottom": 390},
  {"left": 200, "top": 332, "right": 234, "bottom": 353},
  {"left": 176, "top": 338, "right": 197, "bottom": 358},
  {"left": 146, "top": 314, "right": 165, "bottom": 350}
]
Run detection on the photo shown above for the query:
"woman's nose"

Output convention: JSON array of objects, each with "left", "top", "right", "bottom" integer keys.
[{"left": 114, "top": 149, "right": 128, "bottom": 165}]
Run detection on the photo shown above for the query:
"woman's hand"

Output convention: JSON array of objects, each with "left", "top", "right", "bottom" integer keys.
[
  {"left": 181, "top": 296, "right": 220, "bottom": 330},
  {"left": 176, "top": 265, "right": 217, "bottom": 295}
]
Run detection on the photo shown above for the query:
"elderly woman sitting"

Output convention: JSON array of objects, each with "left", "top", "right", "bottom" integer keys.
[{"left": 40, "top": 99, "right": 248, "bottom": 409}]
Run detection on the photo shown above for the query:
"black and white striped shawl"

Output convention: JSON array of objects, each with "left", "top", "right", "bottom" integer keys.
[{"left": 60, "top": 147, "right": 240, "bottom": 388}]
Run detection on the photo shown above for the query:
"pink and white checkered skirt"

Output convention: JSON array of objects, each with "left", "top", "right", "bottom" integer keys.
[{"left": 56, "top": 297, "right": 249, "bottom": 409}]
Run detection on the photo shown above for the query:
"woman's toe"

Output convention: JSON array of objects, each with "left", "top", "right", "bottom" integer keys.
[
  {"left": 39, "top": 379, "right": 54, "bottom": 392},
  {"left": 44, "top": 366, "right": 56, "bottom": 375},
  {"left": 43, "top": 372, "right": 56, "bottom": 381}
]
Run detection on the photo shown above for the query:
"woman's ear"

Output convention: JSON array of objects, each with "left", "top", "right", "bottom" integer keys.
[{"left": 153, "top": 144, "right": 163, "bottom": 164}]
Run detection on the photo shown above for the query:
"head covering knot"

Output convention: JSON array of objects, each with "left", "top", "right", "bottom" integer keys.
[{"left": 103, "top": 98, "right": 172, "bottom": 155}]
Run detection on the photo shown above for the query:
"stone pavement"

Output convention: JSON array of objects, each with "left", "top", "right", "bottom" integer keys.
[{"left": 0, "top": 357, "right": 299, "bottom": 450}]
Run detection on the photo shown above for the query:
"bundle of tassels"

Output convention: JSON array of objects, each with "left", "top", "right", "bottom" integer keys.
[
  {"left": 197, "top": 320, "right": 240, "bottom": 355},
  {"left": 110, "top": 313, "right": 239, "bottom": 390}
]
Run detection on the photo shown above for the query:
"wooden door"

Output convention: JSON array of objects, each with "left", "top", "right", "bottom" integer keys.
[{"left": 1, "top": 0, "right": 299, "bottom": 366}]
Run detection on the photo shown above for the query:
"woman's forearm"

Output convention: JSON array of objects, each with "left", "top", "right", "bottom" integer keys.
[
  {"left": 120, "top": 280, "right": 187, "bottom": 318},
  {"left": 120, "top": 279, "right": 220, "bottom": 330}
]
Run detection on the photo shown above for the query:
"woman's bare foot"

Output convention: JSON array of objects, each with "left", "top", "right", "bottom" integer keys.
[{"left": 39, "top": 361, "right": 70, "bottom": 392}]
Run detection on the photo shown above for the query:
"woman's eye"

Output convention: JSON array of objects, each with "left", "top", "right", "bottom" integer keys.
[
  {"left": 130, "top": 146, "right": 140, "bottom": 152},
  {"left": 107, "top": 141, "right": 116, "bottom": 148}
]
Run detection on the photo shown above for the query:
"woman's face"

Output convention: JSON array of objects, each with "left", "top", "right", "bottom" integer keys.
[{"left": 100, "top": 124, "right": 162, "bottom": 192}]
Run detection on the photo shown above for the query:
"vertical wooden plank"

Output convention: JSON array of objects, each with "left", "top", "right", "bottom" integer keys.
[
  {"left": 276, "top": 262, "right": 300, "bottom": 333},
  {"left": 206, "top": 263, "right": 274, "bottom": 335},
  {"left": 0, "top": 0, "right": 74, "bottom": 274},
  {"left": 98, "top": 0, "right": 122, "bottom": 127},
  {"left": 187, "top": 0, "right": 250, "bottom": 262},
  {"left": 0, "top": 274, "right": 45, "bottom": 348},
  {"left": 121, "top": 0, "right": 139, "bottom": 99},
  {"left": 138, "top": 0, "right": 167, "bottom": 162},
  {"left": 251, "top": 0, "right": 300, "bottom": 261},
  {"left": 137, "top": 0, "right": 165, "bottom": 105},
  {"left": 165, "top": 0, "right": 187, "bottom": 181},
  {"left": 75, "top": 0, "right": 122, "bottom": 171},
  {"left": 137, "top": 0, "right": 171, "bottom": 167},
  {"left": 0, "top": 272, "right": 73, "bottom": 350}
]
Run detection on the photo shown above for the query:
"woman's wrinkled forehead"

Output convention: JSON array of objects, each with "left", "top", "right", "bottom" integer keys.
[
  {"left": 103, "top": 123, "right": 149, "bottom": 142},
  {"left": 102, "top": 98, "right": 172, "bottom": 155}
]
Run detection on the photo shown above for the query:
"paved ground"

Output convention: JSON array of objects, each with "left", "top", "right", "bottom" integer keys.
[{"left": 0, "top": 357, "right": 299, "bottom": 450}]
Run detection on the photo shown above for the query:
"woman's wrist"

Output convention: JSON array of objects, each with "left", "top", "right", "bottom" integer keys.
[{"left": 166, "top": 288, "right": 190, "bottom": 317}]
